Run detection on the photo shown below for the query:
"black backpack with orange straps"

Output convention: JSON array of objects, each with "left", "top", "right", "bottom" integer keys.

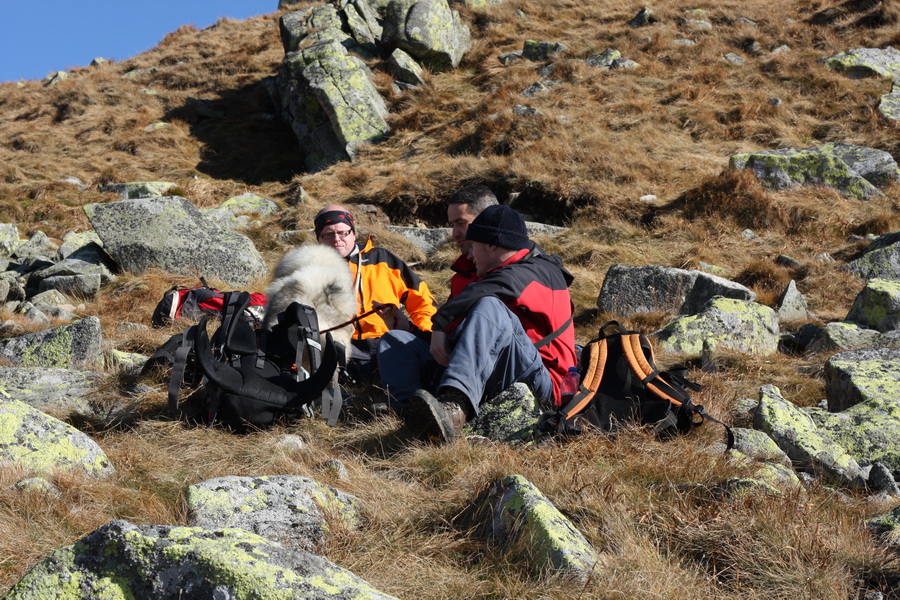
[{"left": 543, "top": 321, "right": 733, "bottom": 446}]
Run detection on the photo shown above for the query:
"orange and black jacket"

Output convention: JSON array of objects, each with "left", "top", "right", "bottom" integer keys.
[
  {"left": 431, "top": 242, "right": 577, "bottom": 403},
  {"left": 347, "top": 236, "right": 438, "bottom": 339}
]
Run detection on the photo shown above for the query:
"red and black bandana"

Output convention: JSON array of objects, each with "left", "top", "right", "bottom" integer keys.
[{"left": 314, "top": 210, "right": 355, "bottom": 237}]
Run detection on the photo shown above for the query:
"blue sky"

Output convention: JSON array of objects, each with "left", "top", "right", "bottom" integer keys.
[{"left": 0, "top": 1, "right": 278, "bottom": 82}]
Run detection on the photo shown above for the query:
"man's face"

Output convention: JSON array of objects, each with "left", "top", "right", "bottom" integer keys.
[
  {"left": 447, "top": 203, "right": 478, "bottom": 255},
  {"left": 470, "top": 241, "right": 500, "bottom": 276},
  {"left": 318, "top": 223, "right": 356, "bottom": 257}
]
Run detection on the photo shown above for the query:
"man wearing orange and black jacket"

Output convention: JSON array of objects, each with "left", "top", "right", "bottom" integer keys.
[{"left": 315, "top": 205, "right": 438, "bottom": 383}]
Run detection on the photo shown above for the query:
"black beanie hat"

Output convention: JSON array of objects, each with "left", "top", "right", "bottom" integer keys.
[{"left": 465, "top": 204, "right": 530, "bottom": 250}]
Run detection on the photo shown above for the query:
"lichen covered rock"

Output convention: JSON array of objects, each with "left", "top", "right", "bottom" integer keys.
[
  {"left": 807, "top": 321, "right": 900, "bottom": 353},
  {"left": 382, "top": 0, "right": 472, "bottom": 71},
  {"left": 806, "top": 397, "right": 900, "bottom": 474},
  {"left": 655, "top": 297, "right": 779, "bottom": 357},
  {"left": 729, "top": 143, "right": 900, "bottom": 199},
  {"left": 753, "top": 385, "right": 864, "bottom": 486},
  {"left": 846, "top": 278, "right": 900, "bottom": 332},
  {"left": 846, "top": 231, "right": 900, "bottom": 280},
  {"left": 466, "top": 382, "right": 542, "bottom": 445},
  {"left": 824, "top": 347, "right": 900, "bottom": 411},
  {"left": 186, "top": 475, "right": 361, "bottom": 551},
  {"left": 98, "top": 181, "right": 177, "bottom": 199},
  {"left": 822, "top": 47, "right": 900, "bottom": 80},
  {"left": 0, "top": 367, "right": 102, "bottom": 415},
  {"left": 4, "top": 520, "right": 397, "bottom": 599},
  {"left": 0, "top": 317, "right": 103, "bottom": 369},
  {"left": 472, "top": 475, "right": 600, "bottom": 580},
  {"left": 0, "top": 399, "right": 114, "bottom": 479}
]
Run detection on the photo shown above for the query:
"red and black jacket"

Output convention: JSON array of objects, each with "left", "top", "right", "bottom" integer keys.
[
  {"left": 431, "top": 242, "right": 576, "bottom": 404},
  {"left": 448, "top": 253, "right": 478, "bottom": 300}
]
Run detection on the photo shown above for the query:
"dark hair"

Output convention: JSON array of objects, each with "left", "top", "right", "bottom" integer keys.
[{"left": 446, "top": 185, "right": 498, "bottom": 216}]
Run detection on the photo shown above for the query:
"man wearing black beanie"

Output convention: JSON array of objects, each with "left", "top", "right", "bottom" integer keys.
[{"left": 380, "top": 204, "right": 577, "bottom": 443}]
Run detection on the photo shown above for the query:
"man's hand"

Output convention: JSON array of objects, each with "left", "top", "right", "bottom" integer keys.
[
  {"left": 372, "top": 302, "right": 409, "bottom": 331},
  {"left": 430, "top": 330, "right": 450, "bottom": 366}
]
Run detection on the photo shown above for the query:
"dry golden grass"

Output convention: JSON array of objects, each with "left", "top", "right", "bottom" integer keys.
[{"left": 2, "top": 0, "right": 900, "bottom": 596}]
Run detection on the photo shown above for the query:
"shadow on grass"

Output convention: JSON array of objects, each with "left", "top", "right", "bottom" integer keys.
[{"left": 164, "top": 79, "right": 305, "bottom": 185}]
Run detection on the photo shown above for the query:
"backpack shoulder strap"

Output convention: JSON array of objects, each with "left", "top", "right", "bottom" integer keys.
[
  {"left": 168, "top": 325, "right": 198, "bottom": 413},
  {"left": 216, "top": 292, "right": 256, "bottom": 356},
  {"left": 619, "top": 333, "right": 690, "bottom": 406}
]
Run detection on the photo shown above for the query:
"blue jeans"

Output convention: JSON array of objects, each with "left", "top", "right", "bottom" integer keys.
[{"left": 378, "top": 296, "right": 552, "bottom": 414}]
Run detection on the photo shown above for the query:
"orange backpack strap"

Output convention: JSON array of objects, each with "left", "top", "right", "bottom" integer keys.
[
  {"left": 558, "top": 337, "right": 606, "bottom": 424},
  {"left": 620, "top": 333, "right": 691, "bottom": 406}
]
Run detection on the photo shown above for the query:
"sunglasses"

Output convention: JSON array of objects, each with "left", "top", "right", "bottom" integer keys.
[{"left": 319, "top": 229, "right": 354, "bottom": 240}]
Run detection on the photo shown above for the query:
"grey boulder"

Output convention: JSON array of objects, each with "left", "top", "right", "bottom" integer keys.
[
  {"left": 0, "top": 317, "right": 103, "bottom": 369},
  {"left": 84, "top": 196, "right": 268, "bottom": 287}
]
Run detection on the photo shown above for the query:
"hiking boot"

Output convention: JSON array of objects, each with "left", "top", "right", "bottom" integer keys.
[
  {"left": 405, "top": 389, "right": 469, "bottom": 443},
  {"left": 436, "top": 388, "right": 471, "bottom": 439}
]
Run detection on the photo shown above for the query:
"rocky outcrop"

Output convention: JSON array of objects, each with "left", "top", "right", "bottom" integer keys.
[
  {"left": 186, "top": 475, "right": 361, "bottom": 552},
  {"left": 753, "top": 385, "right": 865, "bottom": 487},
  {"left": 846, "top": 231, "right": 900, "bottom": 280},
  {"left": 655, "top": 297, "right": 779, "bottom": 357},
  {"left": 84, "top": 196, "right": 268, "bottom": 287},
  {"left": 4, "top": 520, "right": 398, "bottom": 599},
  {"left": 0, "top": 399, "right": 114, "bottom": 479},
  {"left": 597, "top": 264, "right": 755, "bottom": 318},
  {"left": 382, "top": 0, "right": 472, "bottom": 71},
  {"left": 275, "top": 4, "right": 390, "bottom": 171},
  {"left": 728, "top": 143, "right": 900, "bottom": 199}
]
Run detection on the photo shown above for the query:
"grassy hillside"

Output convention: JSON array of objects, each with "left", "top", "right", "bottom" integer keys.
[{"left": 1, "top": 0, "right": 899, "bottom": 597}]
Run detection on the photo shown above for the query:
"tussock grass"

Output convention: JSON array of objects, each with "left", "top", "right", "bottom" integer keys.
[{"left": 2, "top": 0, "right": 900, "bottom": 596}]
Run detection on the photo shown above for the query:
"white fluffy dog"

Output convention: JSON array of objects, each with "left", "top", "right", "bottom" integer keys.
[{"left": 263, "top": 244, "right": 357, "bottom": 358}]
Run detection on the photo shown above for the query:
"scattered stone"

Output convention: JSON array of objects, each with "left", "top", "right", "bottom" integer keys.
[
  {"left": 498, "top": 51, "right": 524, "bottom": 65},
  {"left": 8, "top": 477, "right": 61, "bottom": 498},
  {"left": 880, "top": 81, "right": 900, "bottom": 122},
  {"left": 186, "top": 475, "right": 361, "bottom": 551},
  {"left": 724, "top": 52, "right": 747, "bottom": 65},
  {"left": 627, "top": 7, "right": 657, "bottom": 27},
  {"left": 776, "top": 280, "right": 809, "bottom": 322},
  {"left": 387, "top": 48, "right": 426, "bottom": 86},
  {"left": 586, "top": 49, "right": 621, "bottom": 69},
  {"left": 513, "top": 104, "right": 542, "bottom": 117},
  {"left": 639, "top": 194, "right": 658, "bottom": 202},
  {"left": 521, "top": 80, "right": 560, "bottom": 97},
  {"left": 323, "top": 458, "right": 350, "bottom": 481},
  {"left": 807, "top": 321, "right": 899, "bottom": 353},
  {"left": 822, "top": 47, "right": 900, "bottom": 80},
  {"left": 673, "top": 39, "right": 696, "bottom": 47},
  {"left": 0, "top": 367, "right": 103, "bottom": 415},
  {"left": 771, "top": 44, "right": 791, "bottom": 55},
  {"left": 775, "top": 254, "right": 801, "bottom": 268},
  {"left": 769, "top": 97, "right": 783, "bottom": 106},
  {"left": 386, "top": 225, "right": 450, "bottom": 256},
  {"left": 868, "top": 462, "right": 900, "bottom": 497},
  {"left": 731, "top": 427, "right": 792, "bottom": 467},
  {"left": 4, "top": 520, "right": 397, "bottom": 599},
  {"left": 522, "top": 40, "right": 567, "bottom": 61},
  {"left": 816, "top": 252, "right": 836, "bottom": 263},
  {"left": 682, "top": 18, "right": 712, "bottom": 30},
  {"left": 537, "top": 63, "right": 556, "bottom": 78},
  {"left": 42, "top": 71, "right": 68, "bottom": 86}
]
